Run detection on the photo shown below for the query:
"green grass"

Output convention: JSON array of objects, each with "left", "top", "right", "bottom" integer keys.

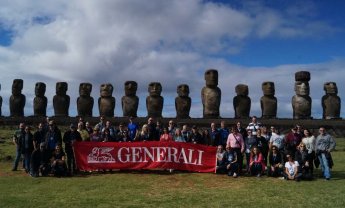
[{"left": 1, "top": 128, "right": 345, "bottom": 208}]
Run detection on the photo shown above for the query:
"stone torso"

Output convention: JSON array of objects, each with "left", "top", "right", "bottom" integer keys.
[
  {"left": 322, "top": 95, "right": 341, "bottom": 119},
  {"left": 77, "top": 97, "right": 94, "bottom": 117},
  {"left": 122, "top": 96, "right": 139, "bottom": 117},
  {"left": 292, "top": 95, "right": 311, "bottom": 119},
  {"left": 33, "top": 96, "right": 47, "bottom": 116},
  {"left": 260, "top": 96, "right": 277, "bottom": 118},
  {"left": 175, "top": 96, "right": 191, "bottom": 118},
  {"left": 233, "top": 95, "right": 251, "bottom": 118},
  {"left": 202, "top": 87, "right": 221, "bottom": 118},
  {"left": 99, "top": 97, "right": 115, "bottom": 117},
  {"left": 10, "top": 94, "right": 25, "bottom": 116},
  {"left": 146, "top": 96, "right": 163, "bottom": 118},
  {"left": 53, "top": 95, "right": 70, "bottom": 116}
]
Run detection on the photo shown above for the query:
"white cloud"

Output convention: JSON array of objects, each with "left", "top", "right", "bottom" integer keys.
[{"left": 0, "top": 0, "right": 343, "bottom": 118}]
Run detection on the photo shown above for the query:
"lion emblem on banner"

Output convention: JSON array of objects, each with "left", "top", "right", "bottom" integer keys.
[{"left": 87, "top": 147, "right": 115, "bottom": 163}]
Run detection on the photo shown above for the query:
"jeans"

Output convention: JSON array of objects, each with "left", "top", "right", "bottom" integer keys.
[
  {"left": 318, "top": 153, "right": 331, "bottom": 179},
  {"left": 23, "top": 152, "right": 31, "bottom": 172},
  {"left": 12, "top": 148, "right": 22, "bottom": 170}
]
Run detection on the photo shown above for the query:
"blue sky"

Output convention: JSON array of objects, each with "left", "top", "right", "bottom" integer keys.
[{"left": 0, "top": 0, "right": 345, "bottom": 119}]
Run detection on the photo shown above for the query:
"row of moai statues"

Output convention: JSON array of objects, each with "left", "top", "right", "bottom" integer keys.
[{"left": 0, "top": 70, "right": 341, "bottom": 119}]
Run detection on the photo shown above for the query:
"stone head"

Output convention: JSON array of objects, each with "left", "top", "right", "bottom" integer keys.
[
  {"left": 100, "top": 83, "right": 113, "bottom": 97},
  {"left": 324, "top": 82, "right": 338, "bottom": 95},
  {"left": 79, "top": 83, "right": 92, "bottom": 96},
  {"left": 204, "top": 69, "right": 218, "bottom": 87},
  {"left": 124, "top": 81, "right": 138, "bottom": 96},
  {"left": 35, "top": 82, "right": 46, "bottom": 97},
  {"left": 235, "top": 84, "right": 249, "bottom": 96},
  {"left": 12, "top": 79, "right": 23, "bottom": 96},
  {"left": 148, "top": 82, "right": 162, "bottom": 96},
  {"left": 262, "top": 82, "right": 275, "bottom": 96},
  {"left": 177, "top": 84, "right": 189, "bottom": 97},
  {"left": 295, "top": 81, "right": 309, "bottom": 96},
  {"left": 56, "top": 82, "right": 68, "bottom": 96}
]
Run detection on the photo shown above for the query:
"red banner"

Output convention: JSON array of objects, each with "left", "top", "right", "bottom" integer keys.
[{"left": 73, "top": 141, "right": 217, "bottom": 173}]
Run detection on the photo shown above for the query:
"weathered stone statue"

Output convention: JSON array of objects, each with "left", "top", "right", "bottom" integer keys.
[
  {"left": 233, "top": 84, "right": 251, "bottom": 118},
  {"left": 53, "top": 82, "right": 70, "bottom": 116},
  {"left": 146, "top": 82, "right": 163, "bottom": 118},
  {"left": 0, "top": 84, "right": 2, "bottom": 116},
  {"left": 175, "top": 84, "right": 191, "bottom": 119},
  {"left": 292, "top": 71, "right": 312, "bottom": 119},
  {"left": 121, "top": 81, "right": 139, "bottom": 117},
  {"left": 9, "top": 79, "right": 26, "bottom": 117},
  {"left": 33, "top": 82, "right": 47, "bottom": 116},
  {"left": 98, "top": 83, "right": 115, "bottom": 117},
  {"left": 201, "top": 69, "right": 221, "bottom": 118},
  {"left": 260, "top": 81, "right": 277, "bottom": 118},
  {"left": 322, "top": 82, "right": 341, "bottom": 119},
  {"left": 77, "top": 83, "right": 94, "bottom": 117}
]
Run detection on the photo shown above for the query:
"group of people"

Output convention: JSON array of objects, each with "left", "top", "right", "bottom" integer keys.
[{"left": 11, "top": 116, "right": 336, "bottom": 181}]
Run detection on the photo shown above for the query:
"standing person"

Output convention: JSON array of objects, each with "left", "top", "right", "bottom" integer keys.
[
  {"left": 33, "top": 123, "right": 46, "bottom": 150},
  {"left": 147, "top": 117, "right": 157, "bottom": 141},
  {"left": 216, "top": 145, "right": 226, "bottom": 174},
  {"left": 12, "top": 123, "right": 25, "bottom": 171},
  {"left": 21, "top": 126, "right": 34, "bottom": 173},
  {"left": 269, "top": 127, "right": 285, "bottom": 152},
  {"left": 90, "top": 127, "right": 102, "bottom": 142},
  {"left": 256, "top": 128, "right": 269, "bottom": 164},
  {"left": 244, "top": 130, "right": 257, "bottom": 173},
  {"left": 302, "top": 129, "right": 316, "bottom": 174},
  {"left": 104, "top": 121, "right": 116, "bottom": 141},
  {"left": 236, "top": 121, "right": 247, "bottom": 138},
  {"left": 45, "top": 120, "right": 62, "bottom": 155},
  {"left": 160, "top": 127, "right": 173, "bottom": 142},
  {"left": 138, "top": 124, "right": 150, "bottom": 141},
  {"left": 181, "top": 124, "right": 191, "bottom": 142},
  {"left": 63, "top": 124, "right": 82, "bottom": 175},
  {"left": 209, "top": 122, "right": 221, "bottom": 146},
  {"left": 78, "top": 122, "right": 90, "bottom": 141},
  {"left": 95, "top": 116, "right": 106, "bottom": 132},
  {"left": 315, "top": 127, "right": 336, "bottom": 180},
  {"left": 218, "top": 120, "right": 230, "bottom": 148},
  {"left": 284, "top": 126, "right": 302, "bottom": 156},
  {"left": 167, "top": 120, "right": 176, "bottom": 137},
  {"left": 173, "top": 128, "right": 186, "bottom": 142},
  {"left": 226, "top": 127, "right": 245, "bottom": 174},
  {"left": 127, "top": 117, "right": 138, "bottom": 142},
  {"left": 155, "top": 120, "right": 163, "bottom": 139},
  {"left": 189, "top": 126, "right": 203, "bottom": 144},
  {"left": 246, "top": 116, "right": 261, "bottom": 138},
  {"left": 116, "top": 123, "right": 129, "bottom": 142},
  {"left": 202, "top": 129, "right": 212, "bottom": 146},
  {"left": 85, "top": 121, "right": 93, "bottom": 135}
]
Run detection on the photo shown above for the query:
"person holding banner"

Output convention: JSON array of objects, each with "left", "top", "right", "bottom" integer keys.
[
  {"left": 160, "top": 127, "right": 173, "bottom": 142},
  {"left": 223, "top": 145, "right": 239, "bottom": 177}
]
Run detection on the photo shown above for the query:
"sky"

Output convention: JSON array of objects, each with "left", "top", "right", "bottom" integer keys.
[{"left": 0, "top": 0, "right": 345, "bottom": 119}]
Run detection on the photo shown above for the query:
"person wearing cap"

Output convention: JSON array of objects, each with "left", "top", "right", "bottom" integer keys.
[
  {"left": 12, "top": 123, "right": 25, "bottom": 171},
  {"left": 30, "top": 142, "right": 51, "bottom": 177},
  {"left": 63, "top": 123, "right": 82, "bottom": 175},
  {"left": 315, "top": 127, "right": 336, "bottom": 180},
  {"left": 45, "top": 120, "right": 62, "bottom": 154}
]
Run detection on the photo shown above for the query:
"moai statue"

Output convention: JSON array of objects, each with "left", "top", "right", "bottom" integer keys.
[
  {"left": 0, "top": 84, "right": 2, "bottom": 116},
  {"left": 201, "top": 69, "right": 221, "bottom": 118},
  {"left": 98, "top": 83, "right": 115, "bottom": 117},
  {"left": 292, "top": 71, "right": 312, "bottom": 119},
  {"left": 33, "top": 82, "right": 47, "bottom": 116},
  {"left": 53, "top": 82, "right": 70, "bottom": 116},
  {"left": 77, "top": 83, "right": 94, "bottom": 117},
  {"left": 146, "top": 82, "right": 163, "bottom": 118},
  {"left": 233, "top": 84, "right": 251, "bottom": 118},
  {"left": 121, "top": 81, "right": 139, "bottom": 117},
  {"left": 9, "top": 79, "right": 26, "bottom": 117},
  {"left": 322, "top": 82, "right": 341, "bottom": 119},
  {"left": 175, "top": 84, "right": 191, "bottom": 119},
  {"left": 260, "top": 82, "right": 277, "bottom": 119}
]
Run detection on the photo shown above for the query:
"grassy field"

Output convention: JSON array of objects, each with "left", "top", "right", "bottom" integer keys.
[{"left": 1, "top": 127, "right": 345, "bottom": 208}]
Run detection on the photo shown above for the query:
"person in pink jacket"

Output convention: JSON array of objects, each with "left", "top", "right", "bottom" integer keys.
[
  {"left": 160, "top": 127, "right": 173, "bottom": 142},
  {"left": 249, "top": 146, "right": 266, "bottom": 177},
  {"left": 226, "top": 127, "right": 245, "bottom": 174}
]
